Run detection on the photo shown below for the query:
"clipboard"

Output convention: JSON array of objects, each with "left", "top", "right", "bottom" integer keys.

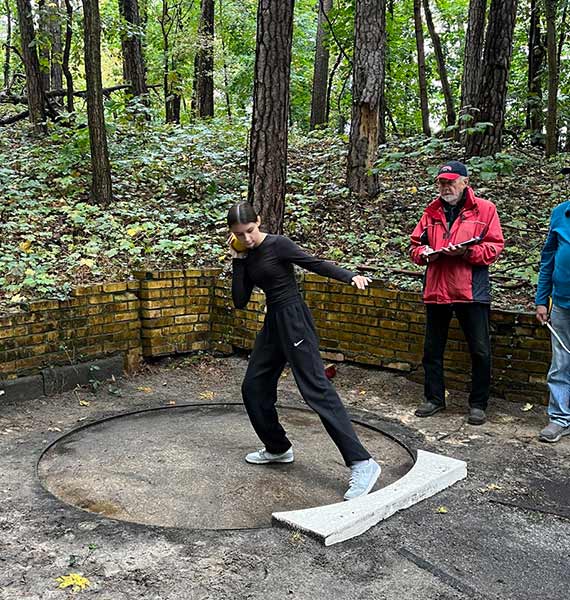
[{"left": 423, "top": 236, "right": 482, "bottom": 257}]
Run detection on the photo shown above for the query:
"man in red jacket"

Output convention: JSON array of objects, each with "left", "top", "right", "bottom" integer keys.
[{"left": 410, "top": 161, "right": 504, "bottom": 425}]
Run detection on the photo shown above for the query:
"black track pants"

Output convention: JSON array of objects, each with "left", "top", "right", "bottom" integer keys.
[
  {"left": 423, "top": 302, "right": 491, "bottom": 410},
  {"left": 241, "top": 299, "right": 371, "bottom": 466}
]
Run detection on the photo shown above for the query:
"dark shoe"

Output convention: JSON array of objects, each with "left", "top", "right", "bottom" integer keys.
[
  {"left": 539, "top": 422, "right": 570, "bottom": 443},
  {"left": 468, "top": 408, "right": 486, "bottom": 425},
  {"left": 415, "top": 401, "right": 445, "bottom": 417}
]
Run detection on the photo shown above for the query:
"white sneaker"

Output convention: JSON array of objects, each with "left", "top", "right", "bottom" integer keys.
[
  {"left": 245, "top": 447, "right": 294, "bottom": 464},
  {"left": 344, "top": 459, "right": 381, "bottom": 500}
]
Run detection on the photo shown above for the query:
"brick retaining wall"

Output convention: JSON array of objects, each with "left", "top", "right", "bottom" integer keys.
[
  {"left": 0, "top": 282, "right": 141, "bottom": 379},
  {"left": 0, "top": 269, "right": 552, "bottom": 403}
]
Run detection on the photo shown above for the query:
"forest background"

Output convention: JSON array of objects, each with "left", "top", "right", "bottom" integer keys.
[{"left": 1, "top": 0, "right": 569, "bottom": 314}]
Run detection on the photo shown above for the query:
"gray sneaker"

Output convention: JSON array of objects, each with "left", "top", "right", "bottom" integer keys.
[
  {"left": 344, "top": 459, "right": 381, "bottom": 501},
  {"left": 245, "top": 447, "right": 294, "bottom": 464},
  {"left": 539, "top": 422, "right": 570, "bottom": 443}
]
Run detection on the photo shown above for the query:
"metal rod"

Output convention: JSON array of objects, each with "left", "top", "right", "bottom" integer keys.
[{"left": 546, "top": 321, "right": 570, "bottom": 354}]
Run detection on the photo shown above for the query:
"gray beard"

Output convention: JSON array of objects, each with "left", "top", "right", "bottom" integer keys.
[{"left": 441, "top": 194, "right": 461, "bottom": 205}]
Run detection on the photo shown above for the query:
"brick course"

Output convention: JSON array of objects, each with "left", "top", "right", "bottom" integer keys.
[{"left": 0, "top": 270, "right": 551, "bottom": 403}]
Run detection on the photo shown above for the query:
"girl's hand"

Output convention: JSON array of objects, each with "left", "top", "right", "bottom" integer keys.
[
  {"left": 227, "top": 235, "right": 247, "bottom": 259},
  {"left": 351, "top": 275, "right": 372, "bottom": 290}
]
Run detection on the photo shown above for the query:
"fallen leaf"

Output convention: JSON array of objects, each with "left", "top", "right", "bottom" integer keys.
[
  {"left": 137, "top": 386, "right": 153, "bottom": 393},
  {"left": 436, "top": 506, "right": 448, "bottom": 514},
  {"left": 478, "top": 483, "right": 502, "bottom": 493},
  {"left": 19, "top": 240, "right": 32, "bottom": 253},
  {"left": 199, "top": 391, "right": 215, "bottom": 400},
  {"left": 55, "top": 573, "right": 91, "bottom": 592},
  {"left": 521, "top": 403, "right": 533, "bottom": 412},
  {"left": 290, "top": 531, "right": 304, "bottom": 543},
  {"left": 79, "top": 400, "right": 90, "bottom": 407}
]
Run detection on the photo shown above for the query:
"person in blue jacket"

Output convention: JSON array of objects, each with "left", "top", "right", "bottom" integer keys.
[{"left": 535, "top": 192, "right": 570, "bottom": 443}]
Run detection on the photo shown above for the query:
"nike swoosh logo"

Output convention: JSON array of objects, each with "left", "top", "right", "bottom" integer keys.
[{"left": 293, "top": 339, "right": 305, "bottom": 347}]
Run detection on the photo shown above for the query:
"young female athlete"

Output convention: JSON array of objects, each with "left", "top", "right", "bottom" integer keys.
[{"left": 228, "top": 202, "right": 381, "bottom": 500}]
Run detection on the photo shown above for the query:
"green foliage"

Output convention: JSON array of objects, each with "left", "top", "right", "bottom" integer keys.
[
  {"left": 0, "top": 118, "right": 249, "bottom": 307},
  {"left": 0, "top": 119, "right": 564, "bottom": 313}
]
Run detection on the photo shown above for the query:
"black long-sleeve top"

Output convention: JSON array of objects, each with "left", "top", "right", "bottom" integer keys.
[{"left": 232, "top": 234, "right": 356, "bottom": 309}]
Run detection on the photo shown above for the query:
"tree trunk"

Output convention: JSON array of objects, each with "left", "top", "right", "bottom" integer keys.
[
  {"left": 62, "top": 0, "right": 75, "bottom": 113},
  {"left": 38, "top": 0, "right": 51, "bottom": 92},
  {"left": 526, "top": 0, "right": 545, "bottom": 143},
  {"left": 558, "top": 0, "right": 568, "bottom": 64},
  {"left": 460, "top": 0, "right": 487, "bottom": 128},
  {"left": 50, "top": 0, "right": 63, "bottom": 97},
  {"left": 464, "top": 0, "right": 518, "bottom": 157},
  {"left": 378, "top": 57, "right": 386, "bottom": 144},
  {"left": 192, "top": 0, "right": 214, "bottom": 118},
  {"left": 545, "top": 0, "right": 559, "bottom": 157},
  {"left": 325, "top": 50, "right": 342, "bottom": 124},
  {"left": 218, "top": 0, "right": 232, "bottom": 120},
  {"left": 310, "top": 0, "right": 332, "bottom": 130},
  {"left": 347, "top": 0, "right": 386, "bottom": 197},
  {"left": 118, "top": 0, "right": 149, "bottom": 100},
  {"left": 413, "top": 0, "right": 430, "bottom": 136},
  {"left": 422, "top": 0, "right": 455, "bottom": 129},
  {"left": 82, "top": 0, "right": 113, "bottom": 205},
  {"left": 161, "top": 0, "right": 182, "bottom": 124},
  {"left": 248, "top": 0, "right": 295, "bottom": 234},
  {"left": 3, "top": 0, "right": 12, "bottom": 90},
  {"left": 15, "top": 0, "right": 47, "bottom": 132}
]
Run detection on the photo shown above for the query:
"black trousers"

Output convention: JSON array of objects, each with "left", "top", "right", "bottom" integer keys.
[
  {"left": 242, "top": 299, "right": 371, "bottom": 466},
  {"left": 423, "top": 303, "right": 491, "bottom": 410}
]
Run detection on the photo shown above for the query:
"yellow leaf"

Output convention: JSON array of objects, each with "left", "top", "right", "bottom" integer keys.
[
  {"left": 290, "top": 531, "right": 304, "bottom": 543},
  {"left": 478, "top": 483, "right": 502, "bottom": 493},
  {"left": 79, "top": 258, "right": 94, "bottom": 268},
  {"left": 408, "top": 186, "right": 418, "bottom": 194},
  {"left": 199, "top": 390, "right": 215, "bottom": 400},
  {"left": 79, "top": 400, "right": 90, "bottom": 407},
  {"left": 24, "top": 268, "right": 34, "bottom": 276},
  {"left": 55, "top": 573, "right": 91, "bottom": 592},
  {"left": 137, "top": 386, "right": 153, "bottom": 393},
  {"left": 436, "top": 506, "right": 448, "bottom": 514},
  {"left": 359, "top": 390, "right": 366, "bottom": 395},
  {"left": 521, "top": 403, "right": 534, "bottom": 412},
  {"left": 127, "top": 226, "right": 141, "bottom": 237},
  {"left": 19, "top": 240, "right": 32, "bottom": 253}
]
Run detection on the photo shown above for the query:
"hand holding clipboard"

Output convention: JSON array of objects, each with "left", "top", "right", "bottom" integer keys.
[{"left": 422, "top": 236, "right": 482, "bottom": 261}]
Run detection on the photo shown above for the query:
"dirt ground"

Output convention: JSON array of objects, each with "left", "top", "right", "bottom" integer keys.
[{"left": 1, "top": 353, "right": 569, "bottom": 600}]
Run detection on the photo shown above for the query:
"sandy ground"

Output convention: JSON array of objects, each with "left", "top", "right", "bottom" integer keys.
[{"left": 1, "top": 353, "right": 569, "bottom": 600}]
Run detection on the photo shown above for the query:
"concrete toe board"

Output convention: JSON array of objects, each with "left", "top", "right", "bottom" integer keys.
[
  {"left": 37, "top": 403, "right": 414, "bottom": 530},
  {"left": 272, "top": 450, "right": 467, "bottom": 545}
]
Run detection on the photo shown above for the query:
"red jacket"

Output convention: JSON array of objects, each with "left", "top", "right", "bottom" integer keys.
[{"left": 410, "top": 187, "right": 504, "bottom": 304}]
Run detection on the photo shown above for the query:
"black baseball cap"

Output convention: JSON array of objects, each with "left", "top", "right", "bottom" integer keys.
[{"left": 436, "top": 160, "right": 468, "bottom": 181}]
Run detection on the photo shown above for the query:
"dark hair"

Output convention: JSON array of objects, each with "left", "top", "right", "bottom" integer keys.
[{"left": 227, "top": 202, "right": 258, "bottom": 227}]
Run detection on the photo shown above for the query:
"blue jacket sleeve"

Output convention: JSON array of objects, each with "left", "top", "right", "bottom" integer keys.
[{"left": 535, "top": 223, "right": 558, "bottom": 306}]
